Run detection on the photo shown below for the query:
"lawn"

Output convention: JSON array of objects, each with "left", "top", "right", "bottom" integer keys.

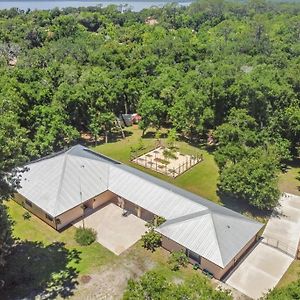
[
  {"left": 5, "top": 200, "right": 204, "bottom": 299},
  {"left": 6, "top": 126, "right": 299, "bottom": 297},
  {"left": 7, "top": 200, "right": 115, "bottom": 275},
  {"left": 276, "top": 158, "right": 300, "bottom": 289},
  {"left": 2, "top": 127, "right": 220, "bottom": 299},
  {"left": 3, "top": 200, "right": 116, "bottom": 299},
  {"left": 277, "top": 260, "right": 300, "bottom": 288},
  {"left": 279, "top": 158, "right": 300, "bottom": 196},
  {"left": 94, "top": 126, "right": 220, "bottom": 203}
]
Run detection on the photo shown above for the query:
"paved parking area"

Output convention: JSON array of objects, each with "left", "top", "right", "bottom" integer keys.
[
  {"left": 225, "top": 243, "right": 293, "bottom": 299},
  {"left": 73, "top": 203, "right": 147, "bottom": 255},
  {"left": 225, "top": 193, "right": 300, "bottom": 299}
]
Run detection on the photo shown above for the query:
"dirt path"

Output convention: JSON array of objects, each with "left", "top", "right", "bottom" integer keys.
[{"left": 72, "top": 252, "right": 155, "bottom": 299}]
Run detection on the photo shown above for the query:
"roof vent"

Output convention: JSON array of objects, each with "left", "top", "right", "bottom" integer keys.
[{"left": 227, "top": 225, "right": 230, "bottom": 229}]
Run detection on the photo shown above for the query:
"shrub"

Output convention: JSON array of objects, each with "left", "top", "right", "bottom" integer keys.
[
  {"left": 168, "top": 250, "right": 189, "bottom": 271},
  {"left": 137, "top": 138, "right": 145, "bottom": 150},
  {"left": 163, "top": 149, "right": 177, "bottom": 161},
  {"left": 146, "top": 216, "right": 166, "bottom": 228},
  {"left": 141, "top": 228, "right": 161, "bottom": 252},
  {"left": 167, "top": 128, "right": 177, "bottom": 149},
  {"left": 74, "top": 227, "right": 97, "bottom": 246},
  {"left": 22, "top": 211, "right": 31, "bottom": 220}
]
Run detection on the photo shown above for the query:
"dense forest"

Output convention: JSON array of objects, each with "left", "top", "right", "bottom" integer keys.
[{"left": 0, "top": 1, "right": 300, "bottom": 296}]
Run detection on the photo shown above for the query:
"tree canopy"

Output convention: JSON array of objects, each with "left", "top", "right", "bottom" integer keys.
[
  {"left": 0, "top": 1, "right": 299, "bottom": 158},
  {"left": 0, "top": 0, "right": 299, "bottom": 296},
  {"left": 123, "top": 271, "right": 232, "bottom": 300}
]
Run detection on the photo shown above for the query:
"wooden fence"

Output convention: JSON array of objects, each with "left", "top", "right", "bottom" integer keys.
[{"left": 133, "top": 153, "right": 203, "bottom": 178}]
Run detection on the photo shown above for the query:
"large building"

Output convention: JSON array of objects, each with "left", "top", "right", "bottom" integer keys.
[{"left": 15, "top": 144, "right": 263, "bottom": 279}]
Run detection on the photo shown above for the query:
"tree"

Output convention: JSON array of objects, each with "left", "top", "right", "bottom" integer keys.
[
  {"left": 214, "top": 108, "right": 258, "bottom": 149},
  {"left": 264, "top": 279, "right": 300, "bottom": 300},
  {"left": 89, "top": 110, "right": 115, "bottom": 144},
  {"left": 123, "top": 271, "right": 168, "bottom": 300},
  {"left": 26, "top": 28, "right": 46, "bottom": 48},
  {"left": 0, "top": 113, "right": 29, "bottom": 270},
  {"left": 51, "top": 15, "right": 81, "bottom": 39},
  {"left": 0, "top": 204, "right": 13, "bottom": 268},
  {"left": 0, "top": 112, "right": 29, "bottom": 199},
  {"left": 169, "top": 91, "right": 214, "bottom": 140},
  {"left": 141, "top": 228, "right": 161, "bottom": 252},
  {"left": 218, "top": 153, "right": 280, "bottom": 209},
  {"left": 167, "top": 128, "right": 177, "bottom": 149},
  {"left": 214, "top": 109, "right": 259, "bottom": 169},
  {"left": 138, "top": 97, "right": 166, "bottom": 136},
  {"left": 30, "top": 105, "right": 79, "bottom": 156},
  {"left": 123, "top": 271, "right": 232, "bottom": 300},
  {"left": 168, "top": 250, "right": 189, "bottom": 271}
]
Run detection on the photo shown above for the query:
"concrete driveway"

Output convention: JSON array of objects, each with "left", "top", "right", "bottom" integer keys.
[
  {"left": 225, "top": 193, "right": 300, "bottom": 299},
  {"left": 263, "top": 193, "right": 300, "bottom": 256},
  {"left": 225, "top": 243, "right": 293, "bottom": 299},
  {"left": 73, "top": 203, "right": 147, "bottom": 255}
]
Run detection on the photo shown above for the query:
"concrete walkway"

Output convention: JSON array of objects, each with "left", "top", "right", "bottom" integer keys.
[
  {"left": 263, "top": 193, "right": 300, "bottom": 256},
  {"left": 225, "top": 193, "right": 300, "bottom": 299},
  {"left": 73, "top": 203, "right": 147, "bottom": 255}
]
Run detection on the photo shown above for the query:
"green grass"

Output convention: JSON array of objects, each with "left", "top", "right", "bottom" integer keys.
[
  {"left": 279, "top": 158, "right": 300, "bottom": 196},
  {"left": 11, "top": 126, "right": 300, "bottom": 296},
  {"left": 276, "top": 158, "right": 300, "bottom": 289},
  {"left": 3, "top": 127, "right": 219, "bottom": 299},
  {"left": 94, "top": 126, "right": 220, "bottom": 203},
  {"left": 6, "top": 200, "right": 202, "bottom": 299},
  {"left": 128, "top": 240, "right": 199, "bottom": 282},
  {"left": 277, "top": 260, "right": 300, "bottom": 288},
  {"left": 7, "top": 200, "right": 116, "bottom": 275}
]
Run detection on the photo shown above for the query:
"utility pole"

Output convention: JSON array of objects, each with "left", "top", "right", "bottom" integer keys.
[{"left": 79, "top": 164, "right": 85, "bottom": 228}]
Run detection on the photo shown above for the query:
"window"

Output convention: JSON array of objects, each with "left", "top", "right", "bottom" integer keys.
[
  {"left": 186, "top": 249, "right": 201, "bottom": 264},
  {"left": 45, "top": 214, "right": 53, "bottom": 222},
  {"left": 25, "top": 199, "right": 32, "bottom": 207}
]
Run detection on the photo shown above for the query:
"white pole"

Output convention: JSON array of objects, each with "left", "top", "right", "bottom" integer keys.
[{"left": 80, "top": 164, "right": 85, "bottom": 228}]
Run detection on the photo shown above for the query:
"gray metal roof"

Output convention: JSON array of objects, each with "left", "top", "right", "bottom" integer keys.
[
  {"left": 17, "top": 145, "right": 109, "bottom": 216},
  {"left": 17, "top": 144, "right": 263, "bottom": 268}
]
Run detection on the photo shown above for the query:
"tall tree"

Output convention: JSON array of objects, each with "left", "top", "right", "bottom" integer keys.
[
  {"left": 0, "top": 112, "right": 29, "bottom": 268},
  {"left": 218, "top": 152, "right": 280, "bottom": 209},
  {"left": 138, "top": 97, "right": 166, "bottom": 136}
]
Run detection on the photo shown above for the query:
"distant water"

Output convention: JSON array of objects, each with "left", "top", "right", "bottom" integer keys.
[{"left": 0, "top": 1, "right": 192, "bottom": 12}]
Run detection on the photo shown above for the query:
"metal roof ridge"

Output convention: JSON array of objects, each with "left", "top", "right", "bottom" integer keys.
[
  {"left": 52, "top": 151, "right": 69, "bottom": 216},
  {"left": 158, "top": 209, "right": 210, "bottom": 228},
  {"left": 210, "top": 213, "right": 226, "bottom": 267}
]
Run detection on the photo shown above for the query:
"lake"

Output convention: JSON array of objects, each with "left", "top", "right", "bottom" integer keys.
[{"left": 0, "top": 1, "right": 192, "bottom": 12}]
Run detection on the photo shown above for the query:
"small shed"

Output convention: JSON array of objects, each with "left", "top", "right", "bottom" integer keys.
[{"left": 120, "top": 113, "right": 141, "bottom": 126}]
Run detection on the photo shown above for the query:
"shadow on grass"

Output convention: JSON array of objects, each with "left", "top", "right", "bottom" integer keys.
[
  {"left": 281, "top": 157, "right": 300, "bottom": 173},
  {"left": 107, "top": 129, "right": 133, "bottom": 143},
  {"left": 218, "top": 193, "right": 272, "bottom": 221},
  {"left": 79, "top": 129, "right": 133, "bottom": 147},
  {"left": 142, "top": 130, "right": 167, "bottom": 139},
  {"left": 0, "top": 241, "right": 80, "bottom": 300}
]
